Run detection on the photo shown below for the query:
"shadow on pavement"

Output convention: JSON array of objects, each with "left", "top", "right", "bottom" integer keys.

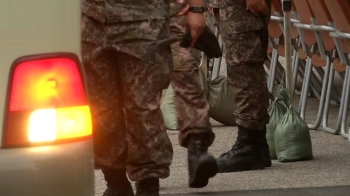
[{"left": 163, "top": 186, "right": 350, "bottom": 196}]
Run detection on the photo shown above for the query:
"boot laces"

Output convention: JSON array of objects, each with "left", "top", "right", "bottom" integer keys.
[{"left": 219, "top": 142, "right": 244, "bottom": 158}]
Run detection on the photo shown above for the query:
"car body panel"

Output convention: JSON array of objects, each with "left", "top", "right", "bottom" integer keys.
[{"left": 0, "top": 140, "right": 95, "bottom": 196}]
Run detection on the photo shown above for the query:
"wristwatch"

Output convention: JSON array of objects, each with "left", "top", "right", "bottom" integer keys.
[{"left": 189, "top": 5, "right": 208, "bottom": 13}]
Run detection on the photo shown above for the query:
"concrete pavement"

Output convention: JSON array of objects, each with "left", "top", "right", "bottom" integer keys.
[
  {"left": 163, "top": 186, "right": 350, "bottom": 196},
  {"left": 95, "top": 114, "right": 350, "bottom": 195}
]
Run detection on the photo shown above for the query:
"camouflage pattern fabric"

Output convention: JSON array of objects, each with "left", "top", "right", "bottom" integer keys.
[
  {"left": 169, "top": 0, "right": 187, "bottom": 17},
  {"left": 207, "top": 0, "right": 220, "bottom": 8},
  {"left": 82, "top": 0, "right": 169, "bottom": 22},
  {"left": 170, "top": 1, "right": 215, "bottom": 147},
  {"left": 81, "top": 4, "right": 174, "bottom": 181},
  {"left": 217, "top": 0, "right": 271, "bottom": 131}
]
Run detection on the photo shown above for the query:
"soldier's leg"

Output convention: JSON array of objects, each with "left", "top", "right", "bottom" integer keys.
[
  {"left": 216, "top": 7, "right": 271, "bottom": 172},
  {"left": 224, "top": 32, "right": 270, "bottom": 131},
  {"left": 120, "top": 54, "right": 173, "bottom": 181},
  {"left": 170, "top": 18, "right": 214, "bottom": 146},
  {"left": 81, "top": 15, "right": 134, "bottom": 196},
  {"left": 113, "top": 19, "right": 173, "bottom": 195},
  {"left": 169, "top": 14, "right": 217, "bottom": 188}
]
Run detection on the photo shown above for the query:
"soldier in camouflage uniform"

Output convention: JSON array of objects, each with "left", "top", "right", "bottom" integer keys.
[
  {"left": 81, "top": 0, "right": 208, "bottom": 195},
  {"left": 214, "top": 0, "right": 272, "bottom": 173},
  {"left": 169, "top": 0, "right": 217, "bottom": 188}
]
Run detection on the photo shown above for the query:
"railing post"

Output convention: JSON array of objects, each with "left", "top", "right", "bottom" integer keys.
[{"left": 282, "top": 0, "right": 294, "bottom": 102}]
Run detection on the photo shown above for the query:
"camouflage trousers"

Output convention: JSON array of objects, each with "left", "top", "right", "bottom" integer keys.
[
  {"left": 170, "top": 14, "right": 215, "bottom": 147},
  {"left": 81, "top": 14, "right": 173, "bottom": 181},
  {"left": 217, "top": 4, "right": 270, "bottom": 131}
]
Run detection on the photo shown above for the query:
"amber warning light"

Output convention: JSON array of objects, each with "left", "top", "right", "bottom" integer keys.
[{"left": 3, "top": 55, "right": 92, "bottom": 147}]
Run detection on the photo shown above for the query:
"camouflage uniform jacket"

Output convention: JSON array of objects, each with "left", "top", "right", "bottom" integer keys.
[
  {"left": 216, "top": 0, "right": 271, "bottom": 34},
  {"left": 82, "top": 0, "right": 170, "bottom": 22}
]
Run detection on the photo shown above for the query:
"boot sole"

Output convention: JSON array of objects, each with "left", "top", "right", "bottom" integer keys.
[
  {"left": 189, "top": 155, "right": 218, "bottom": 188},
  {"left": 217, "top": 160, "right": 265, "bottom": 173},
  {"left": 265, "top": 160, "right": 272, "bottom": 167}
]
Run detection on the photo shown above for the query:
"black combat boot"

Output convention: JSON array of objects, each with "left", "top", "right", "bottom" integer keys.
[
  {"left": 261, "top": 129, "right": 272, "bottom": 167},
  {"left": 216, "top": 126, "right": 265, "bottom": 173},
  {"left": 187, "top": 134, "right": 218, "bottom": 188},
  {"left": 135, "top": 177, "right": 159, "bottom": 196},
  {"left": 101, "top": 169, "right": 134, "bottom": 196}
]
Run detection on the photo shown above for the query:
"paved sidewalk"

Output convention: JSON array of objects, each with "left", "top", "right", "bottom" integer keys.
[
  {"left": 157, "top": 119, "right": 350, "bottom": 195},
  {"left": 163, "top": 186, "right": 350, "bottom": 196},
  {"left": 95, "top": 115, "right": 350, "bottom": 195}
]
